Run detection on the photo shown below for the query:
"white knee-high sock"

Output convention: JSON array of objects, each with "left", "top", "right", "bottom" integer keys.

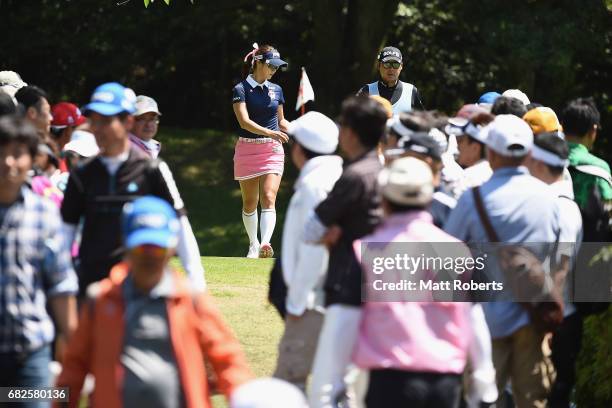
[
  {"left": 242, "top": 209, "right": 259, "bottom": 245},
  {"left": 260, "top": 208, "right": 276, "bottom": 245}
]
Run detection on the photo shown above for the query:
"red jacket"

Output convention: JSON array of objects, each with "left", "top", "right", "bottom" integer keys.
[{"left": 56, "top": 263, "right": 253, "bottom": 408}]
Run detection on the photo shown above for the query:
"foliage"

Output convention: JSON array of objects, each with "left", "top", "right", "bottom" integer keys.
[
  {"left": 143, "top": 0, "right": 187, "bottom": 7},
  {"left": 389, "top": 0, "right": 612, "bottom": 160},
  {"left": 0, "top": 1, "right": 610, "bottom": 160},
  {"left": 575, "top": 307, "right": 612, "bottom": 406}
]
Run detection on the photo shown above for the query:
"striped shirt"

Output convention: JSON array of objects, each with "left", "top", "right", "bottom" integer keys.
[{"left": 0, "top": 187, "right": 78, "bottom": 353}]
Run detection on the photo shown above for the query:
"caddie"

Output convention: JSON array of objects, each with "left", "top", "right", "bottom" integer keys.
[{"left": 357, "top": 46, "right": 424, "bottom": 114}]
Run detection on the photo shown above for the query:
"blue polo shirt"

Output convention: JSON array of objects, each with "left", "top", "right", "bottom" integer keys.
[
  {"left": 232, "top": 75, "right": 285, "bottom": 138},
  {"left": 444, "top": 166, "right": 561, "bottom": 338}
]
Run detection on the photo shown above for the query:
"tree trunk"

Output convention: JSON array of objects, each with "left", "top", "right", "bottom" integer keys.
[{"left": 311, "top": 0, "right": 400, "bottom": 116}]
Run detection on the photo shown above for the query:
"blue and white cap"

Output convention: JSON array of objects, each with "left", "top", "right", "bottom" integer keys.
[
  {"left": 83, "top": 82, "right": 137, "bottom": 116},
  {"left": 122, "top": 196, "right": 180, "bottom": 249},
  {"left": 477, "top": 91, "right": 501, "bottom": 105},
  {"left": 254, "top": 49, "right": 288, "bottom": 68}
]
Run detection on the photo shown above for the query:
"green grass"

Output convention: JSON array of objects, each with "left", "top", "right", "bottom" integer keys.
[
  {"left": 170, "top": 257, "right": 284, "bottom": 408},
  {"left": 157, "top": 127, "right": 296, "bottom": 257},
  {"left": 158, "top": 126, "right": 292, "bottom": 407}
]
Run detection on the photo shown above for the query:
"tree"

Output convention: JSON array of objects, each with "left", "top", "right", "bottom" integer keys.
[{"left": 310, "top": 0, "right": 401, "bottom": 114}]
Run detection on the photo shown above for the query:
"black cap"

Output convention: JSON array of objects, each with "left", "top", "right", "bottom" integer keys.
[{"left": 378, "top": 46, "right": 402, "bottom": 63}]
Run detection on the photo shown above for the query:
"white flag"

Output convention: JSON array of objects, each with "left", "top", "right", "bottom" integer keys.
[{"left": 295, "top": 67, "right": 315, "bottom": 111}]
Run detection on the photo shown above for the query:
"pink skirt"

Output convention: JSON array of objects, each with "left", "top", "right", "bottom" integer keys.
[{"left": 234, "top": 137, "right": 285, "bottom": 180}]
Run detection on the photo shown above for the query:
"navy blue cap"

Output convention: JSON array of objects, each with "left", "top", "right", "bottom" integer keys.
[
  {"left": 254, "top": 50, "right": 288, "bottom": 68},
  {"left": 122, "top": 196, "right": 180, "bottom": 249},
  {"left": 83, "top": 82, "right": 137, "bottom": 116}
]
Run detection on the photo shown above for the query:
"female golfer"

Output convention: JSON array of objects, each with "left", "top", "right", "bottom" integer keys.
[{"left": 232, "top": 44, "right": 289, "bottom": 258}]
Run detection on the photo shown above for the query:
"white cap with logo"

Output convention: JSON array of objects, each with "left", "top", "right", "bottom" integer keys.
[
  {"left": 502, "top": 89, "right": 530, "bottom": 106},
  {"left": 287, "top": 111, "right": 338, "bottom": 154},
  {"left": 135, "top": 95, "right": 161, "bottom": 116},
  {"left": 378, "top": 157, "right": 434, "bottom": 206},
  {"left": 481, "top": 114, "right": 533, "bottom": 157}
]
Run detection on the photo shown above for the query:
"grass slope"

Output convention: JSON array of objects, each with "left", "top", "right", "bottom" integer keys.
[
  {"left": 171, "top": 257, "right": 284, "bottom": 408},
  {"left": 159, "top": 127, "right": 290, "bottom": 407}
]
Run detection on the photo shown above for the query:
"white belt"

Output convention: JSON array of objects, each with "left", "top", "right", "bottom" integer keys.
[{"left": 239, "top": 137, "right": 275, "bottom": 144}]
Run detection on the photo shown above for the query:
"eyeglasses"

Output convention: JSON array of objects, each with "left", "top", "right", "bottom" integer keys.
[
  {"left": 135, "top": 117, "right": 160, "bottom": 124},
  {"left": 129, "top": 245, "right": 169, "bottom": 258},
  {"left": 382, "top": 62, "right": 401, "bottom": 69}
]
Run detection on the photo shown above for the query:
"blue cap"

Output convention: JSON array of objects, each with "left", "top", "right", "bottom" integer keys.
[
  {"left": 122, "top": 196, "right": 179, "bottom": 249},
  {"left": 254, "top": 50, "right": 288, "bottom": 68},
  {"left": 83, "top": 82, "right": 137, "bottom": 116},
  {"left": 477, "top": 91, "right": 501, "bottom": 105}
]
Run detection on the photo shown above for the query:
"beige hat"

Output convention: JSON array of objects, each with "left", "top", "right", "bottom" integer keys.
[
  {"left": 135, "top": 95, "right": 161, "bottom": 116},
  {"left": 378, "top": 157, "right": 434, "bottom": 206}
]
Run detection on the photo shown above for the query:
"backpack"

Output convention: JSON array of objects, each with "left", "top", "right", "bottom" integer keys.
[{"left": 569, "top": 165, "right": 612, "bottom": 316}]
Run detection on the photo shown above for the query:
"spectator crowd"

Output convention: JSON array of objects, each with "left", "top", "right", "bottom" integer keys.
[{"left": 0, "top": 41, "right": 610, "bottom": 408}]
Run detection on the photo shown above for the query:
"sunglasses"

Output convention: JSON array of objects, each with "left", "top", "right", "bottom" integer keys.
[
  {"left": 382, "top": 61, "right": 401, "bottom": 69},
  {"left": 266, "top": 63, "right": 279, "bottom": 71},
  {"left": 129, "top": 245, "right": 169, "bottom": 258}
]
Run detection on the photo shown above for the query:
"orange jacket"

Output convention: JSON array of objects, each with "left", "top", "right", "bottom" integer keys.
[{"left": 56, "top": 263, "right": 253, "bottom": 408}]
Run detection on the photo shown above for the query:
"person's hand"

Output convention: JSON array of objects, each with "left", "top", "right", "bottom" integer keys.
[
  {"left": 321, "top": 225, "right": 342, "bottom": 249},
  {"left": 279, "top": 120, "right": 290, "bottom": 134},
  {"left": 269, "top": 130, "right": 289, "bottom": 143}
]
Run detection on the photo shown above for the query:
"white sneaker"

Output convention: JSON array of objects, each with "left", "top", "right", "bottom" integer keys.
[{"left": 246, "top": 242, "right": 260, "bottom": 258}]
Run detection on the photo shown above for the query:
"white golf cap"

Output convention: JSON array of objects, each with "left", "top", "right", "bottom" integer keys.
[
  {"left": 378, "top": 156, "right": 434, "bottom": 206},
  {"left": 230, "top": 378, "right": 308, "bottom": 408},
  {"left": 63, "top": 130, "right": 99, "bottom": 157},
  {"left": 0, "top": 85, "right": 19, "bottom": 99},
  {"left": 502, "top": 89, "right": 530, "bottom": 106},
  {"left": 135, "top": 95, "right": 161, "bottom": 116},
  {"left": 0, "top": 70, "right": 27, "bottom": 89},
  {"left": 481, "top": 114, "right": 533, "bottom": 157},
  {"left": 287, "top": 111, "right": 338, "bottom": 154}
]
